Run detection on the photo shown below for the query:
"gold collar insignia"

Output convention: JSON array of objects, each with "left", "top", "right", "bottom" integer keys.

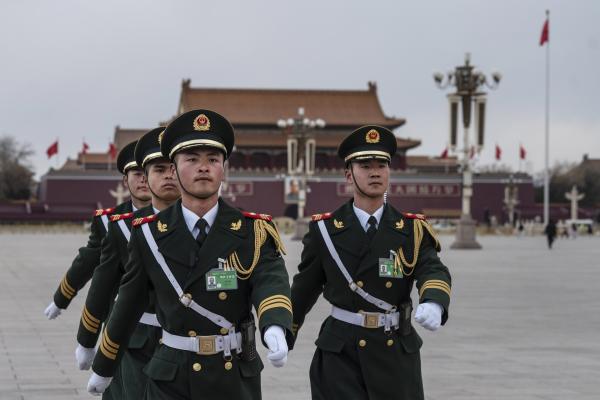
[
  {"left": 333, "top": 219, "right": 344, "bottom": 229},
  {"left": 395, "top": 220, "right": 404, "bottom": 230},
  {"left": 230, "top": 219, "right": 242, "bottom": 231},
  {"left": 157, "top": 221, "right": 168, "bottom": 233}
]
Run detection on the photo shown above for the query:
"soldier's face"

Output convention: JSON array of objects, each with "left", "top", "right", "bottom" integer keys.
[
  {"left": 124, "top": 168, "right": 151, "bottom": 201},
  {"left": 345, "top": 159, "right": 389, "bottom": 198},
  {"left": 173, "top": 148, "right": 225, "bottom": 199},
  {"left": 146, "top": 160, "right": 180, "bottom": 201}
]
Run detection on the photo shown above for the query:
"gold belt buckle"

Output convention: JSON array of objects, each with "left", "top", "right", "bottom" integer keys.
[
  {"left": 360, "top": 312, "right": 379, "bottom": 329},
  {"left": 198, "top": 336, "right": 217, "bottom": 355}
]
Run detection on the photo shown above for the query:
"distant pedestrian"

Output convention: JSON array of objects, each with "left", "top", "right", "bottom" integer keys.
[{"left": 545, "top": 220, "right": 557, "bottom": 249}]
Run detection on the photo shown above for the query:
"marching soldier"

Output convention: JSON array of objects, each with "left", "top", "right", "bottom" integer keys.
[
  {"left": 87, "top": 109, "right": 293, "bottom": 399},
  {"left": 44, "top": 141, "right": 151, "bottom": 319},
  {"left": 290, "top": 125, "right": 452, "bottom": 400},
  {"left": 75, "top": 127, "right": 181, "bottom": 399}
]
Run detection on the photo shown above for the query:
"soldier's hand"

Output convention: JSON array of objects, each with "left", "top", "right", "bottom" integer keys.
[
  {"left": 264, "top": 325, "right": 288, "bottom": 367},
  {"left": 44, "top": 302, "right": 63, "bottom": 320},
  {"left": 87, "top": 372, "right": 112, "bottom": 396},
  {"left": 414, "top": 302, "right": 443, "bottom": 331},
  {"left": 75, "top": 344, "right": 96, "bottom": 370}
]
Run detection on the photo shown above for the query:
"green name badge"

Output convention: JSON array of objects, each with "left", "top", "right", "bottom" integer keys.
[
  {"left": 206, "top": 268, "right": 238, "bottom": 291},
  {"left": 379, "top": 258, "right": 403, "bottom": 279}
]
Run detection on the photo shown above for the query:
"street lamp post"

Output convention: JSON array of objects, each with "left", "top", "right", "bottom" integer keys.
[
  {"left": 434, "top": 53, "right": 501, "bottom": 249},
  {"left": 277, "top": 107, "right": 326, "bottom": 240}
]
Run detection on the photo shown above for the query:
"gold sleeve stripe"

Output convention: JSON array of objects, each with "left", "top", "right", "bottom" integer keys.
[
  {"left": 258, "top": 296, "right": 292, "bottom": 315},
  {"left": 83, "top": 306, "right": 101, "bottom": 324},
  {"left": 81, "top": 311, "right": 100, "bottom": 329},
  {"left": 81, "top": 315, "right": 99, "bottom": 334},
  {"left": 59, "top": 282, "right": 74, "bottom": 299},
  {"left": 257, "top": 303, "right": 293, "bottom": 320},
  {"left": 258, "top": 295, "right": 291, "bottom": 308},
  {"left": 100, "top": 337, "right": 118, "bottom": 355},
  {"left": 102, "top": 331, "right": 120, "bottom": 350},
  {"left": 419, "top": 281, "right": 451, "bottom": 292},
  {"left": 419, "top": 282, "right": 451, "bottom": 298},
  {"left": 62, "top": 277, "right": 75, "bottom": 294},
  {"left": 100, "top": 343, "right": 117, "bottom": 360}
]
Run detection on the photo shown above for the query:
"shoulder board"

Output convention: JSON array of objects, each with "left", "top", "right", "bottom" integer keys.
[
  {"left": 311, "top": 212, "right": 332, "bottom": 221},
  {"left": 93, "top": 207, "right": 116, "bottom": 217},
  {"left": 110, "top": 212, "right": 134, "bottom": 222},
  {"left": 132, "top": 214, "right": 158, "bottom": 227},
  {"left": 242, "top": 211, "right": 272, "bottom": 222},
  {"left": 402, "top": 212, "right": 427, "bottom": 221}
]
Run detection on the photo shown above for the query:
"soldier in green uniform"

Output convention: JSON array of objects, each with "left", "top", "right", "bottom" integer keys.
[
  {"left": 44, "top": 141, "right": 151, "bottom": 319},
  {"left": 290, "top": 125, "right": 452, "bottom": 400},
  {"left": 87, "top": 109, "right": 293, "bottom": 399},
  {"left": 75, "top": 127, "right": 181, "bottom": 399}
]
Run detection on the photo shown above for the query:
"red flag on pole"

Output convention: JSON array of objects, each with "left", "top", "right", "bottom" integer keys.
[
  {"left": 440, "top": 147, "right": 448, "bottom": 159},
  {"left": 519, "top": 144, "right": 527, "bottom": 160},
  {"left": 108, "top": 143, "right": 117, "bottom": 159},
  {"left": 495, "top": 144, "right": 502, "bottom": 161},
  {"left": 82, "top": 142, "right": 90, "bottom": 155},
  {"left": 539, "top": 17, "right": 549, "bottom": 46},
  {"left": 46, "top": 140, "right": 58, "bottom": 159}
]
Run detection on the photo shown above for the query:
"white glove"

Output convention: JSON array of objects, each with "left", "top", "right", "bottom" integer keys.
[
  {"left": 75, "top": 344, "right": 96, "bottom": 370},
  {"left": 87, "top": 372, "right": 112, "bottom": 396},
  {"left": 414, "top": 302, "right": 443, "bottom": 331},
  {"left": 44, "top": 302, "right": 63, "bottom": 320},
  {"left": 263, "top": 325, "right": 288, "bottom": 367}
]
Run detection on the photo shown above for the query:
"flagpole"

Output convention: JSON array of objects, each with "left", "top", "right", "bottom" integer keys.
[
  {"left": 543, "top": 9, "right": 550, "bottom": 225},
  {"left": 55, "top": 137, "right": 59, "bottom": 168}
]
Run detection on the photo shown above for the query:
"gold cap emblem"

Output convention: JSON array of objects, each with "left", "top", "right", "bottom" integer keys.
[
  {"left": 193, "top": 114, "right": 211, "bottom": 131},
  {"left": 365, "top": 129, "right": 380, "bottom": 144}
]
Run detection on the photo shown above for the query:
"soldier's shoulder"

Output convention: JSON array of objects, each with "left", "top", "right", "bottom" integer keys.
[
  {"left": 93, "top": 207, "right": 116, "bottom": 217},
  {"left": 401, "top": 212, "right": 428, "bottom": 221},
  {"left": 310, "top": 212, "right": 333, "bottom": 222},
  {"left": 132, "top": 214, "right": 158, "bottom": 227},
  {"left": 241, "top": 211, "right": 273, "bottom": 222},
  {"left": 109, "top": 212, "right": 135, "bottom": 222}
]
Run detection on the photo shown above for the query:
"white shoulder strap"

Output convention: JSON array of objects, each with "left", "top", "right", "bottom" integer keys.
[
  {"left": 117, "top": 220, "right": 131, "bottom": 242},
  {"left": 317, "top": 220, "right": 396, "bottom": 312},
  {"left": 100, "top": 215, "right": 109, "bottom": 231},
  {"left": 140, "top": 223, "right": 233, "bottom": 330}
]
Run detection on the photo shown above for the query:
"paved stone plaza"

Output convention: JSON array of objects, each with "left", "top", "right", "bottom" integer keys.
[{"left": 1, "top": 230, "right": 599, "bottom": 399}]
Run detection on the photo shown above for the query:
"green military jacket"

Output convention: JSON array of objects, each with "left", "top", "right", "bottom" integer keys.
[
  {"left": 77, "top": 204, "right": 158, "bottom": 348},
  {"left": 52, "top": 201, "right": 132, "bottom": 309},
  {"left": 290, "top": 200, "right": 451, "bottom": 400},
  {"left": 92, "top": 199, "right": 292, "bottom": 400}
]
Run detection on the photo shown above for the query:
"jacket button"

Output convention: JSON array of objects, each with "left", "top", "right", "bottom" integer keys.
[
  {"left": 385, "top": 281, "right": 392, "bottom": 288},
  {"left": 188, "top": 330, "right": 197, "bottom": 337},
  {"left": 224, "top": 361, "right": 233, "bottom": 370},
  {"left": 220, "top": 327, "right": 229, "bottom": 335},
  {"left": 218, "top": 292, "right": 228, "bottom": 300},
  {"left": 358, "top": 339, "right": 366, "bottom": 347},
  {"left": 356, "top": 281, "right": 364, "bottom": 288},
  {"left": 387, "top": 339, "right": 394, "bottom": 347},
  {"left": 158, "top": 338, "right": 163, "bottom": 344},
  {"left": 192, "top": 363, "right": 202, "bottom": 372}
]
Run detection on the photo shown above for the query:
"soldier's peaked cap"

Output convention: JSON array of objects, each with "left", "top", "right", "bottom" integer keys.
[
  {"left": 161, "top": 109, "right": 235, "bottom": 160},
  {"left": 135, "top": 127, "right": 167, "bottom": 168},
  {"left": 117, "top": 140, "right": 141, "bottom": 174},
  {"left": 337, "top": 125, "right": 397, "bottom": 164}
]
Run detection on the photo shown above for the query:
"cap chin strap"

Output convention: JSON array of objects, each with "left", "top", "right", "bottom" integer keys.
[
  {"left": 146, "top": 172, "right": 172, "bottom": 203},
  {"left": 124, "top": 179, "right": 146, "bottom": 205}
]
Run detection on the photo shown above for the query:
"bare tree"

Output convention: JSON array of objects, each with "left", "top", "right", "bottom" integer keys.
[{"left": 0, "top": 135, "right": 35, "bottom": 200}]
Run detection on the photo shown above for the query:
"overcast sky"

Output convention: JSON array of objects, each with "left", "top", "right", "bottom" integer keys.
[{"left": 1, "top": 0, "right": 598, "bottom": 179}]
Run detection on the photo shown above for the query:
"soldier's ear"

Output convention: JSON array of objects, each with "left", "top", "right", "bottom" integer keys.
[{"left": 122, "top": 174, "right": 128, "bottom": 187}]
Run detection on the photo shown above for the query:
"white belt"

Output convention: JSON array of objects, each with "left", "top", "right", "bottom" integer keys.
[
  {"left": 139, "top": 312, "right": 161, "bottom": 327},
  {"left": 331, "top": 305, "right": 400, "bottom": 331},
  {"left": 161, "top": 329, "right": 242, "bottom": 357}
]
